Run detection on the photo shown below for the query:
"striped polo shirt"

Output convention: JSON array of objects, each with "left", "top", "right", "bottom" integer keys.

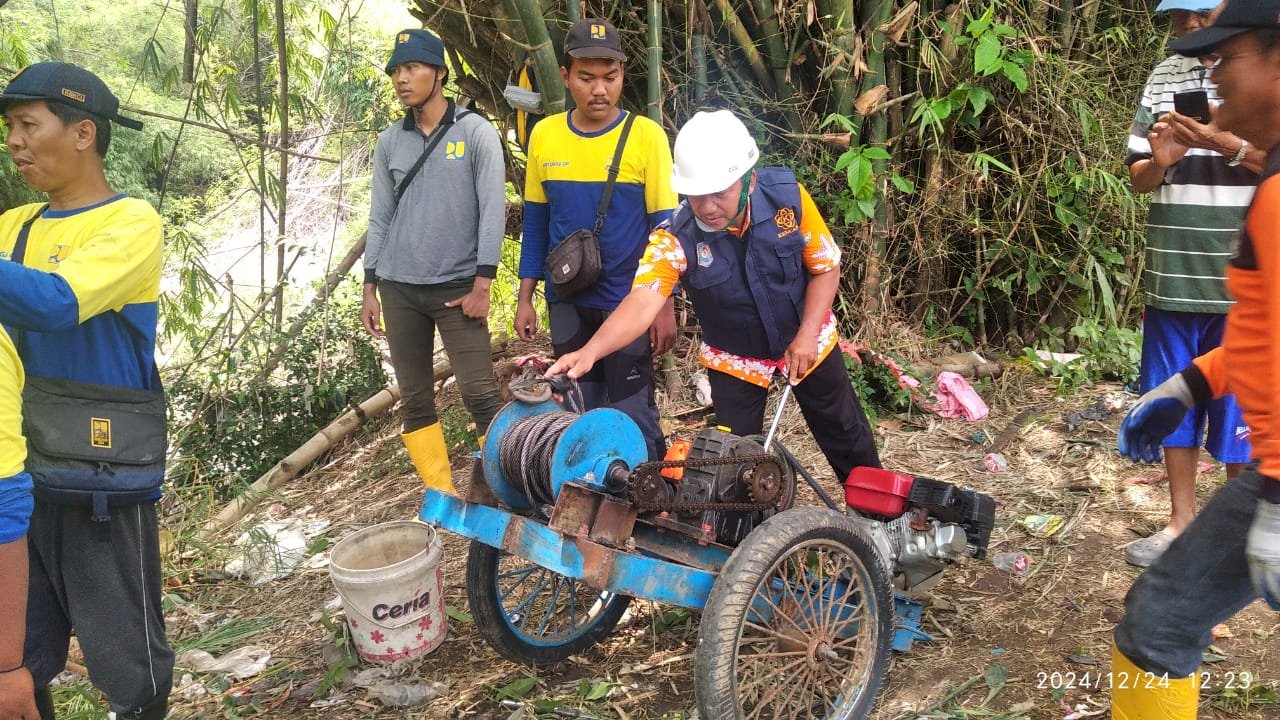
[{"left": 1126, "top": 54, "right": 1256, "bottom": 314}]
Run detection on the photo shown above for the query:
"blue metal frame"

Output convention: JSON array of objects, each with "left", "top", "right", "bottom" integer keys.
[
  {"left": 420, "top": 490, "right": 718, "bottom": 609},
  {"left": 891, "top": 594, "right": 932, "bottom": 651}
]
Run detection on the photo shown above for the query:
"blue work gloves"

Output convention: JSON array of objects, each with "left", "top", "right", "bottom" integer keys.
[
  {"left": 1248, "top": 499, "right": 1280, "bottom": 610},
  {"left": 1117, "top": 374, "right": 1194, "bottom": 463}
]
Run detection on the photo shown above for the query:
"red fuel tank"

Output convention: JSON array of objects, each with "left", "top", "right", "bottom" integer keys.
[{"left": 845, "top": 466, "right": 915, "bottom": 518}]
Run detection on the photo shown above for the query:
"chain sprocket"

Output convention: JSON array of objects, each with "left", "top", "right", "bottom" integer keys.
[{"left": 627, "top": 452, "right": 785, "bottom": 513}]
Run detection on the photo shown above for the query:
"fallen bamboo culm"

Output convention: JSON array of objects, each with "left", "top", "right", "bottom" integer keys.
[{"left": 197, "top": 338, "right": 508, "bottom": 541}]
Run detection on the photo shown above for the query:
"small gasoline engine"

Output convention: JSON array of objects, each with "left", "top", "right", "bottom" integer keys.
[{"left": 844, "top": 467, "right": 995, "bottom": 593}]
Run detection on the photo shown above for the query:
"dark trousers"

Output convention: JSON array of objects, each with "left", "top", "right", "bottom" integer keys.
[
  {"left": 708, "top": 349, "right": 881, "bottom": 482},
  {"left": 549, "top": 302, "right": 665, "bottom": 461},
  {"left": 25, "top": 500, "right": 174, "bottom": 717},
  {"left": 380, "top": 279, "right": 504, "bottom": 435}
]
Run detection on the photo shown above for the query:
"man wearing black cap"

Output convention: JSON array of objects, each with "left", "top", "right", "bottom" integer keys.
[
  {"left": 515, "top": 18, "right": 677, "bottom": 461},
  {"left": 0, "top": 62, "right": 170, "bottom": 719},
  {"left": 1113, "top": 2, "right": 1280, "bottom": 716},
  {"left": 361, "top": 29, "right": 505, "bottom": 494}
]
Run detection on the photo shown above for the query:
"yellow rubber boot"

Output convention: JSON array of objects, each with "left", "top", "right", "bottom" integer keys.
[
  {"left": 402, "top": 422, "right": 456, "bottom": 494},
  {"left": 1111, "top": 643, "right": 1199, "bottom": 719}
]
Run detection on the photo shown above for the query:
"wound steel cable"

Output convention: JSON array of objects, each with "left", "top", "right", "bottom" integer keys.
[{"left": 499, "top": 411, "right": 576, "bottom": 509}]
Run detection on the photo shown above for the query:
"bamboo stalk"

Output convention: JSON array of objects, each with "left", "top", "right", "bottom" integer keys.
[
  {"left": 752, "top": 0, "right": 789, "bottom": 93},
  {"left": 711, "top": 0, "right": 777, "bottom": 95},
  {"left": 818, "top": 0, "right": 858, "bottom": 119},
  {"left": 647, "top": 0, "right": 662, "bottom": 123},
  {"left": 509, "top": 0, "right": 565, "bottom": 114},
  {"left": 859, "top": 0, "right": 894, "bottom": 313},
  {"left": 195, "top": 385, "right": 403, "bottom": 542}
]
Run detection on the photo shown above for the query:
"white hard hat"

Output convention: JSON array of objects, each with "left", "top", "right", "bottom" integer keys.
[{"left": 671, "top": 110, "right": 759, "bottom": 196}]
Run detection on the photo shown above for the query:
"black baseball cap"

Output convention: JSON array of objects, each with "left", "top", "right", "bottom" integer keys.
[
  {"left": 0, "top": 62, "right": 143, "bottom": 130},
  {"left": 564, "top": 18, "right": 626, "bottom": 62},
  {"left": 385, "top": 29, "right": 447, "bottom": 75},
  {"left": 1171, "top": 0, "right": 1280, "bottom": 56}
]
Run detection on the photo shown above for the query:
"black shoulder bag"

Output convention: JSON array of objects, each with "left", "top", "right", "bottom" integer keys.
[
  {"left": 395, "top": 100, "right": 474, "bottom": 205},
  {"left": 544, "top": 112, "right": 637, "bottom": 299},
  {"left": 12, "top": 206, "right": 168, "bottom": 519}
]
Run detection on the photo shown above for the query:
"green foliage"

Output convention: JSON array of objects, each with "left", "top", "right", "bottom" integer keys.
[
  {"left": 1021, "top": 319, "right": 1141, "bottom": 395},
  {"left": 843, "top": 348, "right": 930, "bottom": 422},
  {"left": 168, "top": 279, "right": 387, "bottom": 496}
]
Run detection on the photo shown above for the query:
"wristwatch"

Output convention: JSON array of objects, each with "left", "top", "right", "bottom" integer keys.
[{"left": 1227, "top": 138, "right": 1249, "bottom": 166}]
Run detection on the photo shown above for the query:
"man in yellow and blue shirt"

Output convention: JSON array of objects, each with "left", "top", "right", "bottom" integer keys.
[
  {"left": 515, "top": 18, "right": 677, "bottom": 461},
  {"left": 0, "top": 62, "right": 171, "bottom": 720}
]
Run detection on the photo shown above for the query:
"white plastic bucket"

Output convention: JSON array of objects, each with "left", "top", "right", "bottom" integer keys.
[{"left": 329, "top": 521, "right": 447, "bottom": 663}]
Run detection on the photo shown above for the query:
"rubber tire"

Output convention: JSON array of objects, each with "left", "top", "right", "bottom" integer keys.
[
  {"left": 466, "top": 539, "right": 632, "bottom": 665},
  {"left": 694, "top": 507, "right": 893, "bottom": 720}
]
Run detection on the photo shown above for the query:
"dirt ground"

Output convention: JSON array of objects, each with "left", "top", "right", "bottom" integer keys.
[{"left": 91, "top": 367, "right": 1280, "bottom": 720}]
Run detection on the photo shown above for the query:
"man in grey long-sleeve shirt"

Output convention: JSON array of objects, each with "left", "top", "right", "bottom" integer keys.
[{"left": 360, "top": 28, "right": 504, "bottom": 494}]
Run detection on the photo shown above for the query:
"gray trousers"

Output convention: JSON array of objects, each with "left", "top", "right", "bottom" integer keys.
[
  {"left": 379, "top": 278, "right": 504, "bottom": 435},
  {"left": 25, "top": 500, "right": 173, "bottom": 716},
  {"left": 549, "top": 302, "right": 665, "bottom": 461},
  {"left": 1114, "top": 466, "right": 1263, "bottom": 676}
]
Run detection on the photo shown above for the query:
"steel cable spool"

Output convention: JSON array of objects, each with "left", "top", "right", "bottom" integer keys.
[{"left": 498, "top": 411, "right": 577, "bottom": 508}]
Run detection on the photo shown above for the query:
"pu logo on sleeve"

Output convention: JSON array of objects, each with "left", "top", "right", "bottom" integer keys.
[
  {"left": 91, "top": 418, "right": 112, "bottom": 449},
  {"left": 445, "top": 141, "right": 465, "bottom": 160},
  {"left": 48, "top": 244, "right": 69, "bottom": 264}
]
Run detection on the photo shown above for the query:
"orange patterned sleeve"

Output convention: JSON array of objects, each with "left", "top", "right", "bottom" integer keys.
[
  {"left": 798, "top": 184, "right": 841, "bottom": 275},
  {"left": 632, "top": 227, "right": 686, "bottom": 298}
]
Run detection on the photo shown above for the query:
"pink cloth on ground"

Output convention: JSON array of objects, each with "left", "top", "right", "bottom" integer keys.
[{"left": 930, "top": 371, "right": 989, "bottom": 421}]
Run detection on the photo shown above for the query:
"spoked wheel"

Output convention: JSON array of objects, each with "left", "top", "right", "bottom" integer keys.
[
  {"left": 466, "top": 540, "right": 631, "bottom": 664},
  {"left": 695, "top": 507, "right": 893, "bottom": 720}
]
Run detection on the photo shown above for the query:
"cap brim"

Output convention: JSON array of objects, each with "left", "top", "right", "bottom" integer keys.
[
  {"left": 567, "top": 47, "right": 627, "bottom": 62},
  {"left": 1170, "top": 25, "right": 1252, "bottom": 56},
  {"left": 0, "top": 92, "right": 52, "bottom": 112}
]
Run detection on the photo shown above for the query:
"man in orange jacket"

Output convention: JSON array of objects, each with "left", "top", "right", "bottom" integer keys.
[{"left": 1113, "top": 1, "right": 1280, "bottom": 716}]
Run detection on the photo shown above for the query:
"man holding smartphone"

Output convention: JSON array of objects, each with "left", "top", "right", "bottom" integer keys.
[{"left": 1122, "top": 0, "right": 1263, "bottom": 567}]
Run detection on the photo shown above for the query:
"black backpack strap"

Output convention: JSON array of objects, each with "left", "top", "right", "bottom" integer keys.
[
  {"left": 11, "top": 204, "right": 48, "bottom": 265},
  {"left": 394, "top": 100, "right": 474, "bottom": 205},
  {"left": 591, "top": 112, "right": 638, "bottom": 237}
]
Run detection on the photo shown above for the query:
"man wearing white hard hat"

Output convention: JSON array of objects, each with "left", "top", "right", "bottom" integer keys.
[
  {"left": 548, "top": 110, "right": 881, "bottom": 484},
  {"left": 1121, "top": 0, "right": 1263, "bottom": 568}
]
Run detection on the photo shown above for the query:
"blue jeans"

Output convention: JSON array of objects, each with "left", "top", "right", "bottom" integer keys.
[{"left": 1114, "top": 466, "right": 1263, "bottom": 676}]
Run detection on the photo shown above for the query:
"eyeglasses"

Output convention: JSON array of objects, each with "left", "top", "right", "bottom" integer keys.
[{"left": 1204, "top": 51, "right": 1263, "bottom": 70}]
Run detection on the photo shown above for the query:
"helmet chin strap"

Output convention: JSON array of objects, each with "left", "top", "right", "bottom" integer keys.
[{"left": 411, "top": 70, "right": 444, "bottom": 116}]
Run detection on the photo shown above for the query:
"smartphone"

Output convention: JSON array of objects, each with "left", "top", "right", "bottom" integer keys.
[{"left": 1173, "top": 90, "right": 1211, "bottom": 124}]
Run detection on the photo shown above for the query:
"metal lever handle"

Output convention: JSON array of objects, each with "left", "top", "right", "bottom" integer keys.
[{"left": 763, "top": 383, "right": 793, "bottom": 452}]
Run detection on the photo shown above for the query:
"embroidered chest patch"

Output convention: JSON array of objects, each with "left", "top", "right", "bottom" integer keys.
[
  {"left": 696, "top": 242, "right": 713, "bottom": 268},
  {"left": 774, "top": 207, "right": 797, "bottom": 237}
]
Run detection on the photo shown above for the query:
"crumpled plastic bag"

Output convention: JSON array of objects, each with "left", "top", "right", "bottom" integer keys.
[
  {"left": 929, "top": 371, "right": 989, "bottom": 421},
  {"left": 176, "top": 646, "right": 271, "bottom": 679},
  {"left": 223, "top": 519, "right": 311, "bottom": 585}
]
